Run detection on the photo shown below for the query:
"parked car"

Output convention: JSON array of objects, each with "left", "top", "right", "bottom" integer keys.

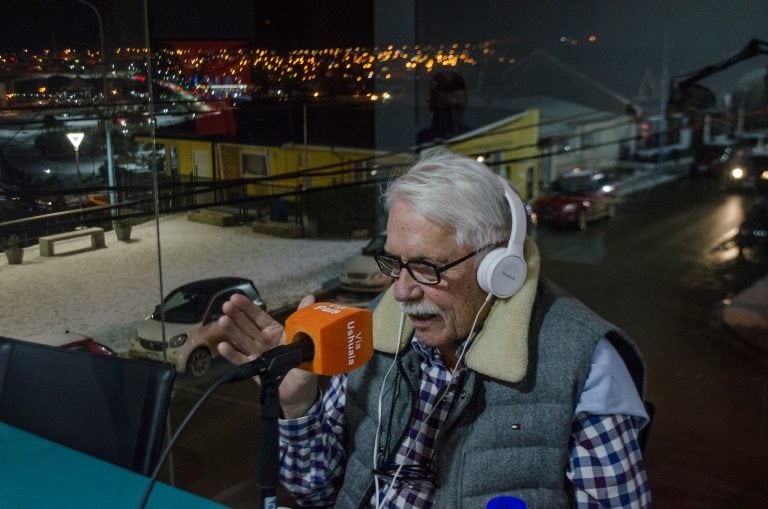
[
  {"left": 736, "top": 199, "right": 768, "bottom": 253},
  {"left": 128, "top": 277, "right": 266, "bottom": 378},
  {"left": 532, "top": 169, "right": 618, "bottom": 231},
  {"left": 339, "top": 232, "right": 392, "bottom": 293},
  {"left": 723, "top": 144, "right": 768, "bottom": 192},
  {"left": 25, "top": 330, "right": 117, "bottom": 356}
]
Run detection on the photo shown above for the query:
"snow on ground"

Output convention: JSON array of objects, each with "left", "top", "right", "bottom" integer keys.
[
  {"left": 6, "top": 166, "right": 765, "bottom": 355},
  {"left": 0, "top": 214, "right": 365, "bottom": 353}
]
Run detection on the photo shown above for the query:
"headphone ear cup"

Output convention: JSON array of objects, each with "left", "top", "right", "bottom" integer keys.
[{"left": 477, "top": 247, "right": 527, "bottom": 298}]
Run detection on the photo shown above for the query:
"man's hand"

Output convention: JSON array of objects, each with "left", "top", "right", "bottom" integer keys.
[{"left": 218, "top": 293, "right": 320, "bottom": 418}]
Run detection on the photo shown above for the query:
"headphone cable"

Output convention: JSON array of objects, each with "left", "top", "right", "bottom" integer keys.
[{"left": 374, "top": 292, "right": 493, "bottom": 507}]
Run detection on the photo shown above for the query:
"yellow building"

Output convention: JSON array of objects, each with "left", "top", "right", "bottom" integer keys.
[
  {"left": 446, "top": 109, "right": 542, "bottom": 200},
  {"left": 135, "top": 108, "right": 540, "bottom": 202},
  {"left": 134, "top": 134, "right": 409, "bottom": 200}
]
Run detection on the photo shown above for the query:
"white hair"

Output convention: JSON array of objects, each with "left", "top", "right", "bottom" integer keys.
[{"left": 384, "top": 148, "right": 512, "bottom": 249}]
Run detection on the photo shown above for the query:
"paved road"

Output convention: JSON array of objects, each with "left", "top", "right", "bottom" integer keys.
[{"left": 537, "top": 176, "right": 768, "bottom": 508}]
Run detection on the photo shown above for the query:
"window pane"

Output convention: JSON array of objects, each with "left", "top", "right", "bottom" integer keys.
[
  {"left": 2, "top": 2, "right": 766, "bottom": 507},
  {"left": 242, "top": 153, "right": 268, "bottom": 176}
]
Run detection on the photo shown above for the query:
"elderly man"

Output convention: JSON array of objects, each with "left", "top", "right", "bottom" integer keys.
[{"left": 219, "top": 149, "right": 651, "bottom": 508}]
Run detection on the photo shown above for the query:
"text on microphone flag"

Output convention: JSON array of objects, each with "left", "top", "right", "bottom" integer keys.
[{"left": 284, "top": 302, "right": 373, "bottom": 375}]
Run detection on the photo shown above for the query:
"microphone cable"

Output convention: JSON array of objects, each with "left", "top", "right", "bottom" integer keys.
[
  {"left": 138, "top": 338, "right": 313, "bottom": 507},
  {"left": 137, "top": 366, "right": 250, "bottom": 509}
]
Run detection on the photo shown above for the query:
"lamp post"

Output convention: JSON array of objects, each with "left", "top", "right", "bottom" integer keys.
[
  {"left": 77, "top": 0, "right": 117, "bottom": 219},
  {"left": 67, "top": 132, "right": 85, "bottom": 208}
]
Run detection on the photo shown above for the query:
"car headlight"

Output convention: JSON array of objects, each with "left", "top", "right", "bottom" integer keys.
[
  {"left": 731, "top": 167, "right": 745, "bottom": 179},
  {"left": 760, "top": 170, "right": 768, "bottom": 181},
  {"left": 169, "top": 333, "right": 188, "bottom": 347},
  {"left": 563, "top": 203, "right": 577, "bottom": 212}
]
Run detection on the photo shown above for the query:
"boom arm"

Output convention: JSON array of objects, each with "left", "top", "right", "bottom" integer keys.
[{"left": 669, "top": 39, "right": 768, "bottom": 112}]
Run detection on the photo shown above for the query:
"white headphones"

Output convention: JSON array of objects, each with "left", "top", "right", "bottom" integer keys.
[{"left": 476, "top": 177, "right": 528, "bottom": 298}]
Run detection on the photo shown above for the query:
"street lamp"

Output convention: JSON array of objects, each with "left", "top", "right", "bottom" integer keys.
[
  {"left": 67, "top": 132, "right": 85, "bottom": 208},
  {"left": 77, "top": 0, "right": 117, "bottom": 218}
]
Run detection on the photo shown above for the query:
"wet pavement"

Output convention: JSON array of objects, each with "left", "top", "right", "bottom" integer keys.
[{"left": 537, "top": 175, "right": 768, "bottom": 508}]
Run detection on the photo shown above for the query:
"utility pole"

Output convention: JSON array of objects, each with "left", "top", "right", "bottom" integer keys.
[
  {"left": 656, "top": 33, "right": 670, "bottom": 175},
  {"left": 77, "top": 0, "right": 117, "bottom": 222},
  {"left": 66, "top": 132, "right": 85, "bottom": 208}
]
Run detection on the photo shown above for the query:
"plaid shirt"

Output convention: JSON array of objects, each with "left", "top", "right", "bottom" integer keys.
[{"left": 280, "top": 338, "right": 651, "bottom": 508}]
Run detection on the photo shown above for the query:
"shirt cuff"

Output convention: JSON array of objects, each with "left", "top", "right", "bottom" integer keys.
[{"left": 278, "top": 390, "right": 325, "bottom": 442}]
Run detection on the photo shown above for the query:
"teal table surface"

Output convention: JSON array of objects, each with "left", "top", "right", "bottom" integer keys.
[{"left": 0, "top": 422, "right": 226, "bottom": 508}]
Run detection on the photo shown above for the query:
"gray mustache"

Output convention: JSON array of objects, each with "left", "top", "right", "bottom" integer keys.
[{"left": 399, "top": 301, "right": 446, "bottom": 318}]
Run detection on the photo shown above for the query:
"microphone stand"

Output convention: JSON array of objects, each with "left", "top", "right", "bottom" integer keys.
[
  {"left": 257, "top": 369, "right": 284, "bottom": 509},
  {"left": 244, "top": 340, "right": 313, "bottom": 509},
  {"left": 139, "top": 338, "right": 313, "bottom": 509}
]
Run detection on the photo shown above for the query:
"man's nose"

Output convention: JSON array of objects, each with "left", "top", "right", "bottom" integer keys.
[{"left": 393, "top": 269, "right": 423, "bottom": 301}]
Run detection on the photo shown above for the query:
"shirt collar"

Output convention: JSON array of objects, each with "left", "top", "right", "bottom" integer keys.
[{"left": 411, "top": 335, "right": 470, "bottom": 371}]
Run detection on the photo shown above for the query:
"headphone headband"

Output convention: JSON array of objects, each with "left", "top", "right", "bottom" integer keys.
[
  {"left": 499, "top": 178, "right": 527, "bottom": 255},
  {"left": 476, "top": 176, "right": 528, "bottom": 298}
]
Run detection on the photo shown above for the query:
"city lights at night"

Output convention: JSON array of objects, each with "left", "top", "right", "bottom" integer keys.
[{"left": 0, "top": 40, "right": 519, "bottom": 106}]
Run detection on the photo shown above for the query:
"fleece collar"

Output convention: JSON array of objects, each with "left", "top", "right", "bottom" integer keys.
[{"left": 372, "top": 238, "right": 540, "bottom": 384}]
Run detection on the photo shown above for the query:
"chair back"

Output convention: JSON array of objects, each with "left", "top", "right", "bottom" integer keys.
[{"left": 0, "top": 337, "right": 175, "bottom": 476}]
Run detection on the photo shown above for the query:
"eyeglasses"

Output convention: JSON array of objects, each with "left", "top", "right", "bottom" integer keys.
[
  {"left": 373, "top": 463, "right": 439, "bottom": 490},
  {"left": 374, "top": 246, "right": 489, "bottom": 285}
]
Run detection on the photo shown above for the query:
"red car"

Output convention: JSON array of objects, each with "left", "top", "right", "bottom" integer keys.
[
  {"left": 532, "top": 170, "right": 619, "bottom": 231},
  {"left": 25, "top": 330, "right": 117, "bottom": 356}
]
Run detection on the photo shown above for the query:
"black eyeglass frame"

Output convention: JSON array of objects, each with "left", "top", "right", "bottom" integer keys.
[{"left": 374, "top": 246, "right": 491, "bottom": 285}]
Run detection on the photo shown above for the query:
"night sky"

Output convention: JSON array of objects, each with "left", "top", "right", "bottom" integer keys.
[
  {"left": 0, "top": 0, "right": 372, "bottom": 51},
  {"left": 1, "top": 0, "right": 766, "bottom": 98},
  {"left": 419, "top": 0, "right": 768, "bottom": 98}
]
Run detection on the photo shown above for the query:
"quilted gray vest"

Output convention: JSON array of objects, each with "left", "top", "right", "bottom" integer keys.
[{"left": 334, "top": 280, "right": 645, "bottom": 509}]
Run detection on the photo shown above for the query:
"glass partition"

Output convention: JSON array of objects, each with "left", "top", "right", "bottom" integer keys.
[{"left": 2, "top": 1, "right": 767, "bottom": 506}]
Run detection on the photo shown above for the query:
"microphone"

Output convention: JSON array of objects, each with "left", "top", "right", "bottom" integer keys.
[
  {"left": 139, "top": 303, "right": 373, "bottom": 508},
  {"left": 225, "top": 302, "right": 373, "bottom": 383}
]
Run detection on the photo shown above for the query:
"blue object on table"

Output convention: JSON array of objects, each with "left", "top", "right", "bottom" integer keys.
[
  {"left": 486, "top": 495, "right": 527, "bottom": 509},
  {"left": 0, "top": 423, "right": 224, "bottom": 508}
]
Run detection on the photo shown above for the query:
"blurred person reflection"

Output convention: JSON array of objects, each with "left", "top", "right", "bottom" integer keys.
[{"left": 416, "top": 71, "right": 471, "bottom": 144}]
